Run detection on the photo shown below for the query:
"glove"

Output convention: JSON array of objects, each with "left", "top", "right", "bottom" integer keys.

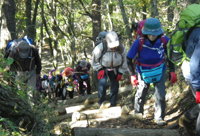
[
  {"left": 117, "top": 74, "right": 122, "bottom": 82},
  {"left": 170, "top": 72, "right": 177, "bottom": 84},
  {"left": 196, "top": 91, "right": 200, "bottom": 103},
  {"left": 97, "top": 70, "right": 104, "bottom": 80},
  {"left": 130, "top": 75, "right": 139, "bottom": 87}
]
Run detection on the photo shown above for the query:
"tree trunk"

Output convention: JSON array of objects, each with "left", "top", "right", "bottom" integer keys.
[
  {"left": 151, "top": 0, "right": 159, "bottom": 18},
  {"left": 118, "top": 0, "right": 132, "bottom": 46},
  {"left": 92, "top": 0, "right": 101, "bottom": 90},
  {"left": 0, "top": 86, "right": 35, "bottom": 131},
  {"left": 1, "top": 0, "right": 16, "bottom": 49}
]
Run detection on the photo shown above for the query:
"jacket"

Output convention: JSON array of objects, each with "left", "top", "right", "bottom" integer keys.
[
  {"left": 186, "top": 28, "right": 200, "bottom": 90},
  {"left": 127, "top": 35, "right": 173, "bottom": 75},
  {"left": 8, "top": 45, "right": 41, "bottom": 75},
  {"left": 91, "top": 42, "right": 127, "bottom": 75}
]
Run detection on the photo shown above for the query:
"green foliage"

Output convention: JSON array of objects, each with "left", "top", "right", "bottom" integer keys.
[{"left": 0, "top": 118, "right": 21, "bottom": 136}]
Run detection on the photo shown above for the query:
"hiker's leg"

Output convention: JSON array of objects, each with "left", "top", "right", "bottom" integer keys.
[
  {"left": 134, "top": 73, "right": 149, "bottom": 114},
  {"left": 196, "top": 111, "right": 200, "bottom": 136},
  {"left": 68, "top": 89, "right": 74, "bottom": 99},
  {"left": 108, "top": 71, "right": 119, "bottom": 106},
  {"left": 86, "top": 79, "right": 91, "bottom": 94},
  {"left": 184, "top": 85, "right": 200, "bottom": 121},
  {"left": 27, "top": 70, "right": 37, "bottom": 105},
  {"left": 154, "top": 70, "right": 166, "bottom": 121},
  {"left": 98, "top": 71, "right": 108, "bottom": 106},
  {"left": 79, "top": 81, "right": 84, "bottom": 95}
]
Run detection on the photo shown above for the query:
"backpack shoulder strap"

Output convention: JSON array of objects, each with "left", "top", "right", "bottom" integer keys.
[
  {"left": 161, "top": 34, "right": 167, "bottom": 49},
  {"left": 138, "top": 35, "right": 145, "bottom": 53}
]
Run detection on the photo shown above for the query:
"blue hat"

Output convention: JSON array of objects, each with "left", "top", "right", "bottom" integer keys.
[{"left": 142, "top": 18, "right": 163, "bottom": 36}]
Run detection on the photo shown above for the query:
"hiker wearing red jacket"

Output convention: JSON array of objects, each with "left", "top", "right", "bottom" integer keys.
[{"left": 127, "top": 18, "right": 177, "bottom": 126}]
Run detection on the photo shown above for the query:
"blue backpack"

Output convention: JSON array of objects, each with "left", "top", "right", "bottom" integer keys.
[{"left": 4, "top": 36, "right": 33, "bottom": 58}]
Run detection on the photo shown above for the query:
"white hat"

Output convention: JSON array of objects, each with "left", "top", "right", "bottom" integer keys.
[
  {"left": 79, "top": 59, "right": 87, "bottom": 67},
  {"left": 105, "top": 31, "right": 119, "bottom": 48},
  {"left": 18, "top": 41, "right": 31, "bottom": 58}
]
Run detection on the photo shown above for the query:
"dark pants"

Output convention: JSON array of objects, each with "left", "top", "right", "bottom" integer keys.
[
  {"left": 185, "top": 79, "right": 200, "bottom": 136},
  {"left": 79, "top": 79, "right": 91, "bottom": 95},
  {"left": 98, "top": 70, "right": 119, "bottom": 106},
  {"left": 134, "top": 70, "right": 166, "bottom": 122}
]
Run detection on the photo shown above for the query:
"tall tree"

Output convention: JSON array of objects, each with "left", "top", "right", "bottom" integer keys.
[
  {"left": 151, "top": 0, "right": 158, "bottom": 17},
  {"left": 119, "top": 0, "right": 132, "bottom": 46},
  {"left": 27, "top": 0, "right": 40, "bottom": 44},
  {"left": 92, "top": 0, "right": 101, "bottom": 42},
  {"left": 1, "top": 0, "right": 16, "bottom": 49}
]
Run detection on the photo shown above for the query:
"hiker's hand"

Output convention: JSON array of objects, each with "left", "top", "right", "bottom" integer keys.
[
  {"left": 196, "top": 91, "right": 200, "bottom": 103},
  {"left": 130, "top": 75, "right": 139, "bottom": 87},
  {"left": 117, "top": 74, "right": 122, "bottom": 82},
  {"left": 170, "top": 72, "right": 177, "bottom": 84},
  {"left": 98, "top": 70, "right": 104, "bottom": 80}
]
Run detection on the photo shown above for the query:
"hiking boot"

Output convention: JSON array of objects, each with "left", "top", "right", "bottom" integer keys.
[
  {"left": 178, "top": 114, "right": 196, "bottom": 136},
  {"left": 155, "top": 119, "right": 167, "bottom": 126}
]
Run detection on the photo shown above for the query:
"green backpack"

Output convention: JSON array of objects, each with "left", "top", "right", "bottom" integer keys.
[{"left": 167, "top": 4, "right": 200, "bottom": 66}]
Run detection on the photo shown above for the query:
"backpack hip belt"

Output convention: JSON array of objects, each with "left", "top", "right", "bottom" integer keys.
[
  {"left": 135, "top": 58, "right": 165, "bottom": 68},
  {"left": 139, "top": 63, "right": 164, "bottom": 83}
]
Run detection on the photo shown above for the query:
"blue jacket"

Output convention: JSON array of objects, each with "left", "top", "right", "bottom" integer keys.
[
  {"left": 186, "top": 28, "right": 200, "bottom": 90},
  {"left": 127, "top": 36, "right": 169, "bottom": 74}
]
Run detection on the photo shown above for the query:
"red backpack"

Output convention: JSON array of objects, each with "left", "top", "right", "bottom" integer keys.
[
  {"left": 136, "top": 19, "right": 167, "bottom": 52},
  {"left": 134, "top": 20, "right": 168, "bottom": 67}
]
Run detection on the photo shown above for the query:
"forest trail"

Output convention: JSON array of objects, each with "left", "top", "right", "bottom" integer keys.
[{"left": 39, "top": 44, "right": 194, "bottom": 136}]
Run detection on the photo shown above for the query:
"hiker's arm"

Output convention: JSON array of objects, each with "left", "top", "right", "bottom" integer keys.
[
  {"left": 33, "top": 47, "right": 42, "bottom": 75},
  {"left": 127, "top": 57, "right": 135, "bottom": 75},
  {"left": 168, "top": 59, "right": 175, "bottom": 72},
  {"left": 91, "top": 44, "right": 104, "bottom": 71},
  {"left": 7, "top": 50, "right": 16, "bottom": 72},
  {"left": 118, "top": 44, "right": 127, "bottom": 74},
  {"left": 190, "top": 41, "right": 200, "bottom": 90}
]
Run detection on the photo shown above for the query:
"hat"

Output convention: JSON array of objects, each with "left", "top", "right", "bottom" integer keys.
[
  {"left": 18, "top": 41, "right": 31, "bottom": 58},
  {"left": 62, "top": 67, "right": 72, "bottom": 77},
  {"left": 105, "top": 31, "right": 119, "bottom": 48},
  {"left": 142, "top": 18, "right": 163, "bottom": 36},
  {"left": 79, "top": 60, "right": 87, "bottom": 68}
]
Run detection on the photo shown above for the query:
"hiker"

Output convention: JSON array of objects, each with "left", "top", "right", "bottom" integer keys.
[
  {"left": 127, "top": 18, "right": 177, "bottom": 126},
  {"left": 91, "top": 31, "right": 127, "bottom": 107},
  {"left": 39, "top": 74, "right": 50, "bottom": 98},
  {"left": 62, "top": 67, "right": 78, "bottom": 99},
  {"left": 177, "top": 27, "right": 200, "bottom": 136},
  {"left": 49, "top": 69, "right": 63, "bottom": 98},
  {"left": 8, "top": 40, "right": 42, "bottom": 106},
  {"left": 75, "top": 59, "right": 91, "bottom": 95}
]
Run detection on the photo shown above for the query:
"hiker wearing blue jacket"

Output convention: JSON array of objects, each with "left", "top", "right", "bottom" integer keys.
[
  {"left": 178, "top": 27, "right": 200, "bottom": 136},
  {"left": 127, "top": 18, "right": 177, "bottom": 126}
]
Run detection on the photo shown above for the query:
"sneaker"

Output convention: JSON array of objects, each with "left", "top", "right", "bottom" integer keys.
[
  {"left": 156, "top": 119, "right": 167, "bottom": 126},
  {"left": 178, "top": 114, "right": 196, "bottom": 136}
]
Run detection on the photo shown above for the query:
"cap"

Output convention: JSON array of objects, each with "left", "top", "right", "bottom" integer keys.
[
  {"left": 105, "top": 31, "right": 119, "bottom": 48},
  {"left": 18, "top": 41, "right": 31, "bottom": 58},
  {"left": 79, "top": 60, "right": 87, "bottom": 68}
]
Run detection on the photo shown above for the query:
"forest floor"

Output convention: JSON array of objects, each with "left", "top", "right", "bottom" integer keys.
[{"left": 36, "top": 44, "right": 197, "bottom": 136}]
